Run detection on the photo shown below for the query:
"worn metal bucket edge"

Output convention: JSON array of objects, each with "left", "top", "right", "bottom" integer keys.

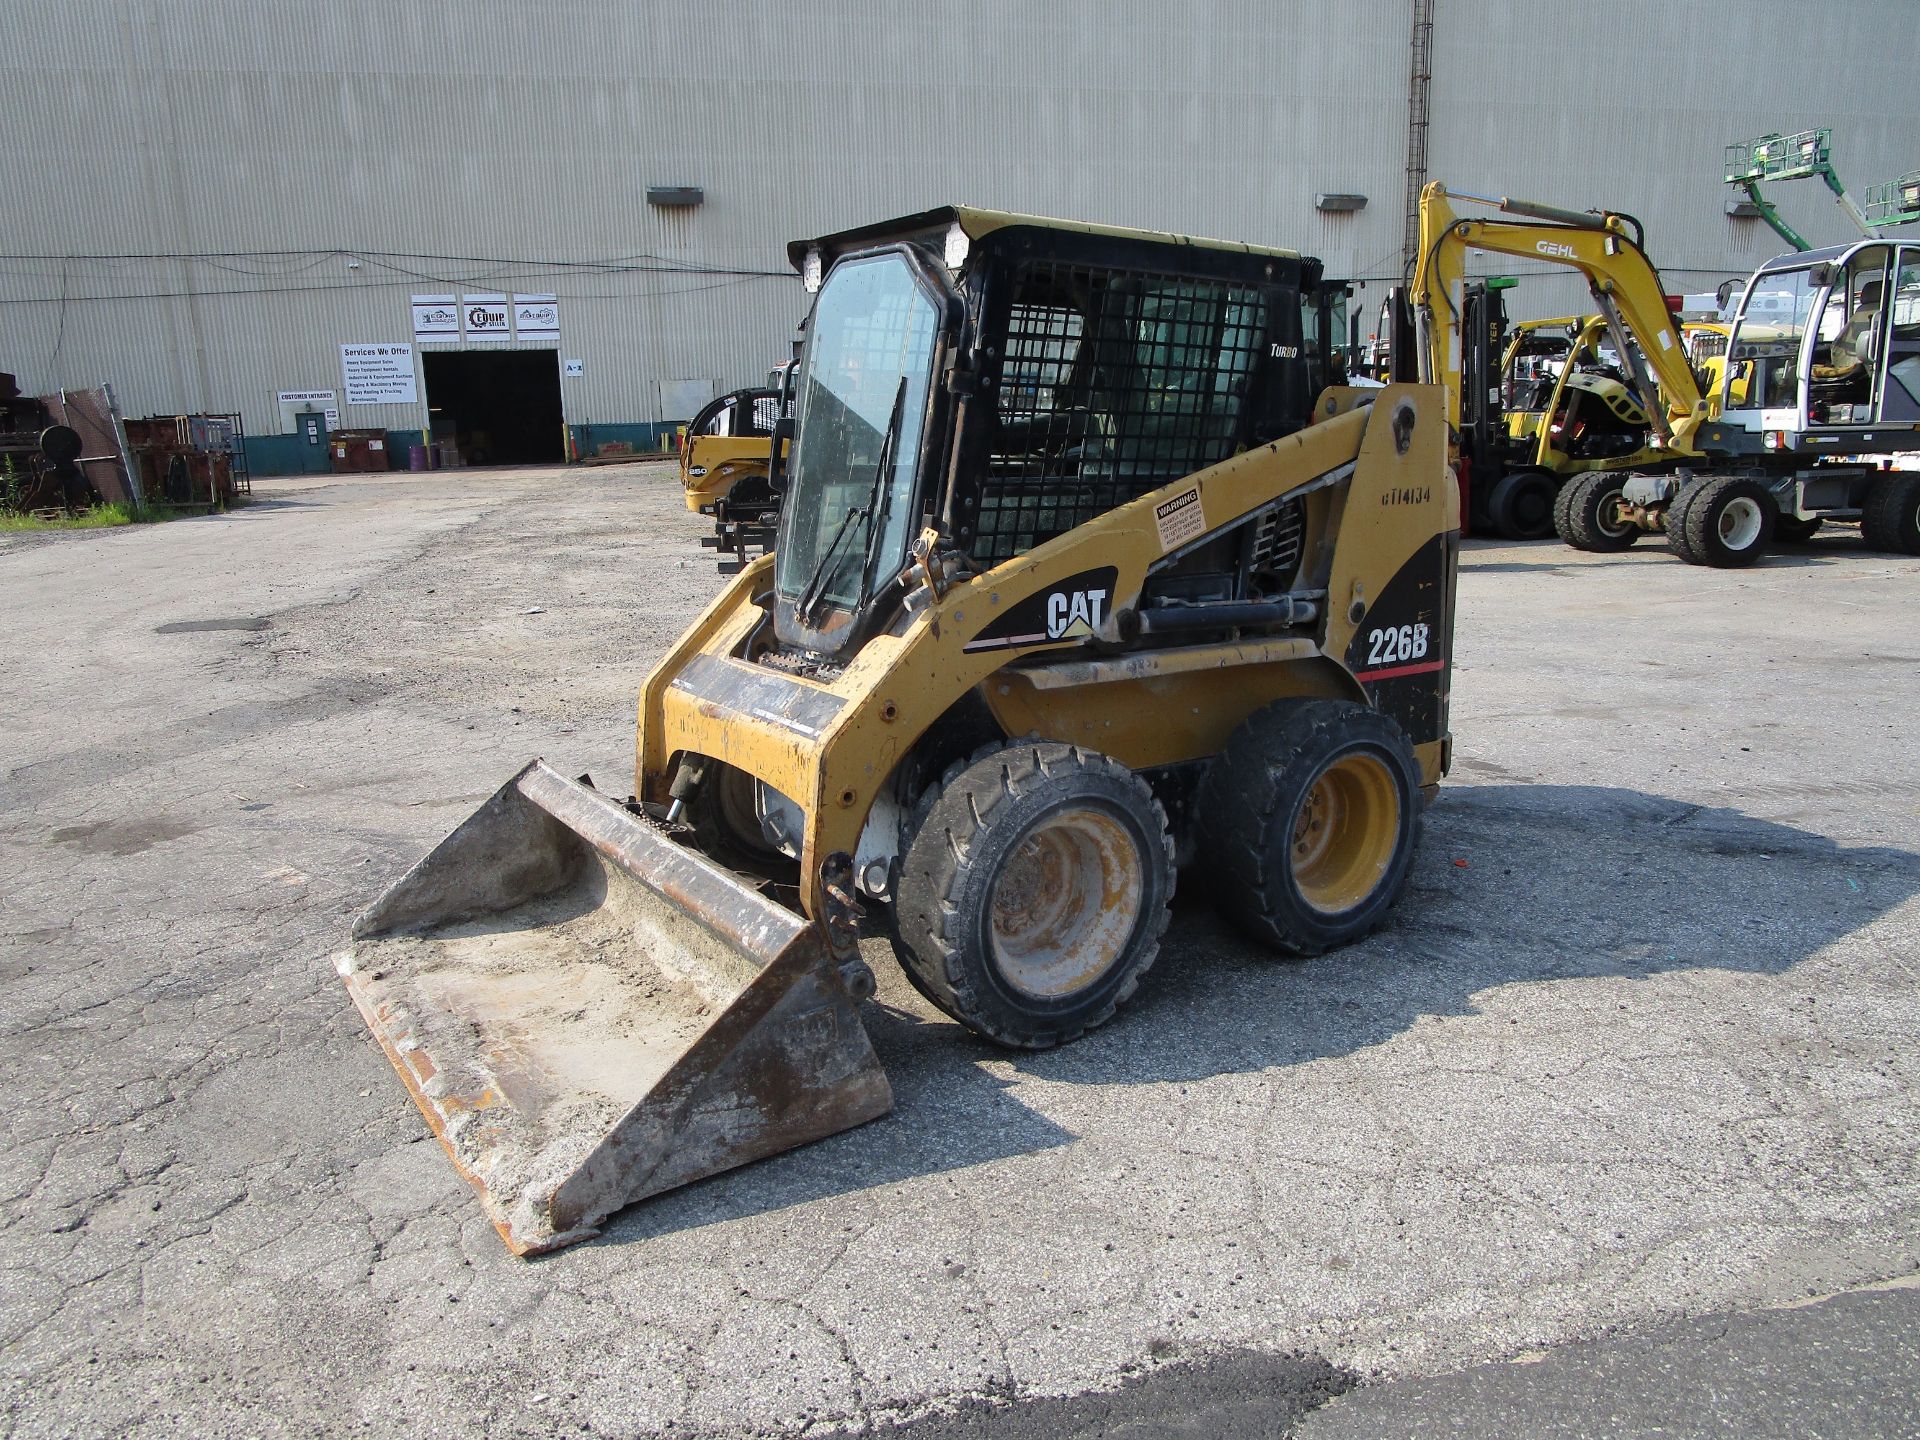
[{"left": 335, "top": 760, "right": 893, "bottom": 1255}]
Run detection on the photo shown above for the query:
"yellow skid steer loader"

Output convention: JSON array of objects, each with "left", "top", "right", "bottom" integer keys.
[{"left": 339, "top": 207, "right": 1459, "bottom": 1254}]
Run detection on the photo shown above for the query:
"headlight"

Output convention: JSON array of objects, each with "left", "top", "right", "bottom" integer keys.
[
  {"left": 944, "top": 220, "right": 970, "bottom": 271},
  {"left": 801, "top": 248, "right": 824, "bottom": 293}
]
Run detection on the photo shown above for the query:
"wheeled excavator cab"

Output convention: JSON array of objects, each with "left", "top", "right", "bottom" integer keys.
[
  {"left": 1687, "top": 240, "right": 1920, "bottom": 551},
  {"left": 341, "top": 207, "right": 1459, "bottom": 1252}
]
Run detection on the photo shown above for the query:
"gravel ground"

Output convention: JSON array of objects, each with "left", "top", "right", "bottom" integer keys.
[{"left": 2, "top": 463, "right": 1916, "bottom": 1437}]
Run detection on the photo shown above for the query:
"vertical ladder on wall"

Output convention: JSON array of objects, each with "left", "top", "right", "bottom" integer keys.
[{"left": 1401, "top": 0, "right": 1435, "bottom": 279}]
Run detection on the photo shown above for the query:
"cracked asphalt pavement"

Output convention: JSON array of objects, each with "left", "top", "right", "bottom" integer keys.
[{"left": 2, "top": 465, "right": 1916, "bottom": 1436}]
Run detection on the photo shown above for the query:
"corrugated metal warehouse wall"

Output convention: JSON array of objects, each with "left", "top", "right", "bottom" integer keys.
[{"left": 1, "top": 0, "right": 1915, "bottom": 449}]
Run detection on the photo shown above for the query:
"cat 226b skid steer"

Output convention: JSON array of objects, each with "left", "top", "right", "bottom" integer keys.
[{"left": 337, "top": 208, "right": 1459, "bottom": 1254}]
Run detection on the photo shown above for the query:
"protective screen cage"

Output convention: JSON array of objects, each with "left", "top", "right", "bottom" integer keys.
[{"left": 971, "top": 259, "right": 1270, "bottom": 565}]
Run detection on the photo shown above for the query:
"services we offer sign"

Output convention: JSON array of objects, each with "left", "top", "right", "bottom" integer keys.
[{"left": 340, "top": 343, "right": 418, "bottom": 405}]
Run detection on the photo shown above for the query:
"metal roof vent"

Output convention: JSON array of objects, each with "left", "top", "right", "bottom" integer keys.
[
  {"left": 1315, "top": 193, "right": 1368, "bottom": 214},
  {"left": 647, "top": 186, "right": 705, "bottom": 208}
]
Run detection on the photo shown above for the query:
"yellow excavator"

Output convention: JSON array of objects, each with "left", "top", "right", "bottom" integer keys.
[
  {"left": 337, "top": 206, "right": 1459, "bottom": 1253},
  {"left": 1412, "top": 183, "right": 1920, "bottom": 564}
]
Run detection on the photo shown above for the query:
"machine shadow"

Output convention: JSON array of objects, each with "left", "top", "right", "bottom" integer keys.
[
  {"left": 1009, "top": 781, "right": 1919, "bottom": 1088},
  {"left": 594, "top": 782, "right": 1917, "bottom": 1248}
]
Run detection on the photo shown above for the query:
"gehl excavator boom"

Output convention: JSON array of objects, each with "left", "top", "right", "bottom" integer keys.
[
  {"left": 1410, "top": 183, "right": 1712, "bottom": 460},
  {"left": 338, "top": 207, "right": 1459, "bottom": 1253}
]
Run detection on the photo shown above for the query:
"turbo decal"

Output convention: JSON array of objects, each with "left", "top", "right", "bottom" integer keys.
[{"left": 962, "top": 566, "right": 1119, "bottom": 654}]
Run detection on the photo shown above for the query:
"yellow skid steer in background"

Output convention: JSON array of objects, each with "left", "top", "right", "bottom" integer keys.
[{"left": 339, "top": 207, "right": 1459, "bottom": 1254}]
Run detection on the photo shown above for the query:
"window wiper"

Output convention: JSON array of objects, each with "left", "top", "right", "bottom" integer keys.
[{"left": 796, "top": 377, "right": 909, "bottom": 627}]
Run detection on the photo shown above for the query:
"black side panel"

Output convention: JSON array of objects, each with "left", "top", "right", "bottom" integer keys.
[{"left": 1341, "top": 531, "right": 1455, "bottom": 747}]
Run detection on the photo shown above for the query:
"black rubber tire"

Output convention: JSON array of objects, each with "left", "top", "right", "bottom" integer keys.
[
  {"left": 687, "top": 760, "right": 796, "bottom": 881},
  {"left": 1486, "top": 469, "right": 1560, "bottom": 541},
  {"left": 891, "top": 741, "right": 1174, "bottom": 1049},
  {"left": 1195, "top": 699, "right": 1421, "bottom": 956},
  {"left": 1663, "top": 478, "right": 1707, "bottom": 563},
  {"left": 1679, "top": 474, "right": 1775, "bottom": 568},
  {"left": 1861, "top": 473, "right": 1920, "bottom": 555},
  {"left": 1773, "top": 515, "right": 1824, "bottom": 544},
  {"left": 1556, "top": 472, "right": 1640, "bottom": 552}
]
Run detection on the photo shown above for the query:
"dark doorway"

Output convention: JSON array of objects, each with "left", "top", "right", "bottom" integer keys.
[{"left": 422, "top": 350, "right": 564, "bottom": 465}]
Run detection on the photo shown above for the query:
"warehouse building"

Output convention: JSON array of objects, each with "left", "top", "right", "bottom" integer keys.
[{"left": 2, "top": 0, "right": 1915, "bottom": 474}]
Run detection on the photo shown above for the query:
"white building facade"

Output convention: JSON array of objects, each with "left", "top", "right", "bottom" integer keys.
[{"left": 2, "top": 0, "right": 1914, "bottom": 467}]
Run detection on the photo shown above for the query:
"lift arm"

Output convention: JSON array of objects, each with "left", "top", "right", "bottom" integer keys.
[
  {"left": 1729, "top": 177, "right": 1814, "bottom": 253},
  {"left": 1410, "top": 182, "right": 1711, "bottom": 455},
  {"left": 1725, "top": 131, "right": 1873, "bottom": 247}
]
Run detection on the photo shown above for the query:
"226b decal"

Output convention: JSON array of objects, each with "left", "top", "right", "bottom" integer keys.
[
  {"left": 1343, "top": 532, "right": 1455, "bottom": 745},
  {"left": 1365, "top": 622, "right": 1430, "bottom": 668}
]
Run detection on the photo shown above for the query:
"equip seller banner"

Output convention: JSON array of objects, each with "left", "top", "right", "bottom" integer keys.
[{"left": 463, "top": 294, "right": 510, "bottom": 339}]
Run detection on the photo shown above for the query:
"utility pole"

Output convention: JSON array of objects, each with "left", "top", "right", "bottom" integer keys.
[{"left": 1402, "top": 0, "right": 1435, "bottom": 278}]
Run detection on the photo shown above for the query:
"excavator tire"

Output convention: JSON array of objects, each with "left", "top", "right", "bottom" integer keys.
[
  {"left": 890, "top": 741, "right": 1173, "bottom": 1049},
  {"left": 1663, "top": 478, "right": 1706, "bottom": 563},
  {"left": 1556, "top": 472, "right": 1639, "bottom": 552},
  {"left": 1486, "top": 469, "right": 1559, "bottom": 541},
  {"left": 1197, "top": 699, "right": 1420, "bottom": 955},
  {"left": 1680, "top": 474, "right": 1775, "bottom": 567},
  {"left": 1861, "top": 473, "right": 1920, "bottom": 554}
]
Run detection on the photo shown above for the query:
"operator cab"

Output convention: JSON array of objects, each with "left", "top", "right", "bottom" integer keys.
[
  {"left": 1711, "top": 239, "right": 1920, "bottom": 455},
  {"left": 774, "top": 206, "right": 1343, "bottom": 661}
]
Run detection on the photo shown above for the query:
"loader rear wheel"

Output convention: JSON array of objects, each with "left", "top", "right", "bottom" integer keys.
[
  {"left": 1861, "top": 473, "right": 1920, "bottom": 554},
  {"left": 1556, "top": 472, "right": 1639, "bottom": 552},
  {"left": 1486, "top": 469, "right": 1559, "bottom": 541},
  {"left": 891, "top": 742, "right": 1173, "bottom": 1049},
  {"left": 1679, "top": 474, "right": 1774, "bottom": 567},
  {"left": 1197, "top": 699, "right": 1419, "bottom": 955}
]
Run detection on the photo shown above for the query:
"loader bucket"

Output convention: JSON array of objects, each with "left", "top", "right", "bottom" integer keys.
[{"left": 335, "top": 760, "right": 892, "bottom": 1255}]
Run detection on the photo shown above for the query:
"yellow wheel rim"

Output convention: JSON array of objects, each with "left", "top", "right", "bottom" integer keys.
[
  {"left": 989, "top": 806, "right": 1143, "bottom": 1000},
  {"left": 1289, "top": 752, "right": 1401, "bottom": 915}
]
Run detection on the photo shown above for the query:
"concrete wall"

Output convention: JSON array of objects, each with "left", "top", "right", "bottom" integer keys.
[{"left": 1, "top": 0, "right": 1915, "bottom": 439}]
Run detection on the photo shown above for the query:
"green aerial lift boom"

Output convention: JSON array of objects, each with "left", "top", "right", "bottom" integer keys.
[
  {"left": 1726, "top": 130, "right": 1919, "bottom": 250},
  {"left": 1724, "top": 130, "right": 1870, "bottom": 251}
]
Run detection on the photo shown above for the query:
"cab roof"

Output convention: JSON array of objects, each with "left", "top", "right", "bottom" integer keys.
[
  {"left": 786, "top": 204, "right": 1303, "bottom": 271},
  {"left": 1756, "top": 239, "right": 1887, "bottom": 274}
]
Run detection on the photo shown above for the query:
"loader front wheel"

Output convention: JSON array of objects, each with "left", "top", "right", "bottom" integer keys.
[
  {"left": 1197, "top": 700, "right": 1419, "bottom": 955},
  {"left": 891, "top": 742, "right": 1173, "bottom": 1049}
]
